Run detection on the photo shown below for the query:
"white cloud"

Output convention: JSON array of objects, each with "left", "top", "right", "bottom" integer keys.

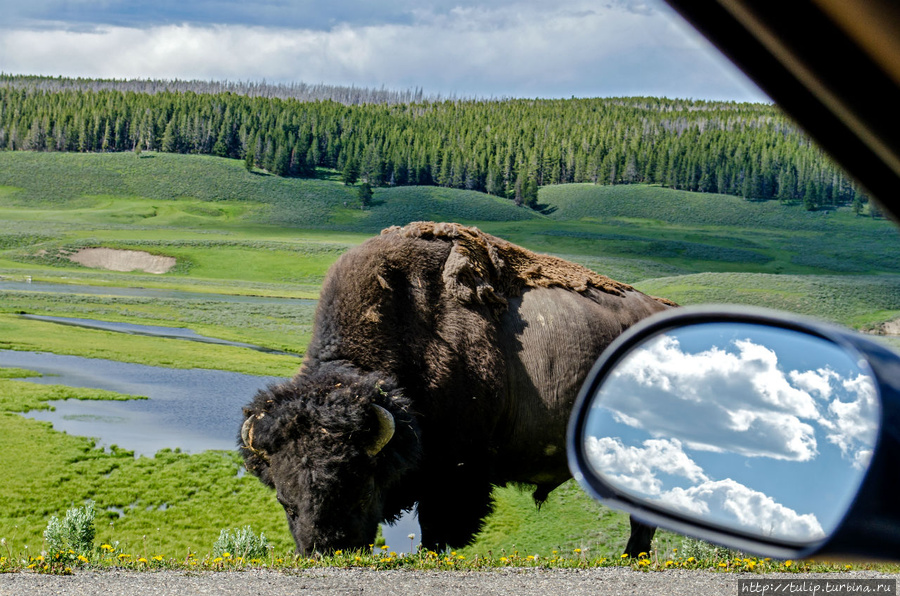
[
  {"left": 585, "top": 432, "right": 826, "bottom": 542},
  {"left": 598, "top": 333, "right": 879, "bottom": 468},
  {"left": 601, "top": 335, "right": 821, "bottom": 461},
  {"left": 790, "top": 368, "right": 838, "bottom": 400},
  {"left": 0, "top": 0, "right": 766, "bottom": 100},
  {"left": 658, "top": 479, "right": 825, "bottom": 541},
  {"left": 585, "top": 436, "right": 708, "bottom": 495},
  {"left": 822, "top": 374, "right": 879, "bottom": 469}
]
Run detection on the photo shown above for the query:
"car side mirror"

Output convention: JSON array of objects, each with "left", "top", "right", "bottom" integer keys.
[{"left": 567, "top": 306, "right": 900, "bottom": 560}]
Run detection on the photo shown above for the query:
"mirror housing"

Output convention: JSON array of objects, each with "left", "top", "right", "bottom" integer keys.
[{"left": 568, "top": 305, "right": 900, "bottom": 560}]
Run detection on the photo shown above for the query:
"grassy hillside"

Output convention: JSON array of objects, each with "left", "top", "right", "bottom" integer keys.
[{"left": 1, "top": 151, "right": 899, "bottom": 558}]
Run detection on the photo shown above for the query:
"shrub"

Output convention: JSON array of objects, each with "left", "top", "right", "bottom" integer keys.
[
  {"left": 44, "top": 501, "right": 96, "bottom": 558},
  {"left": 212, "top": 526, "right": 272, "bottom": 560}
]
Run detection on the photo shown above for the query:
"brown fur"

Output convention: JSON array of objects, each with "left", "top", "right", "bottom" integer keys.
[
  {"left": 384, "top": 221, "right": 677, "bottom": 306},
  {"left": 242, "top": 221, "right": 675, "bottom": 555}
]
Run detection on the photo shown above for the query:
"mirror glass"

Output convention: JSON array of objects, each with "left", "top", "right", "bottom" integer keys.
[{"left": 583, "top": 322, "right": 879, "bottom": 544}]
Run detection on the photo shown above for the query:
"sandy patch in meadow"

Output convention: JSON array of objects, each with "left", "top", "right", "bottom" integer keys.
[
  {"left": 68, "top": 248, "right": 176, "bottom": 274},
  {"left": 880, "top": 319, "right": 900, "bottom": 335}
]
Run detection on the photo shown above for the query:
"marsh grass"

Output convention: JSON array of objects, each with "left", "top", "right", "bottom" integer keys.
[
  {"left": 0, "top": 314, "right": 299, "bottom": 376},
  {"left": 0, "top": 370, "right": 294, "bottom": 556},
  {"left": 634, "top": 272, "right": 900, "bottom": 328},
  {"left": 0, "top": 290, "right": 316, "bottom": 355}
]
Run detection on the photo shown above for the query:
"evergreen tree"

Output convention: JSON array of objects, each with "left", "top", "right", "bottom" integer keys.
[
  {"left": 342, "top": 158, "right": 359, "bottom": 186},
  {"left": 358, "top": 181, "right": 373, "bottom": 208}
]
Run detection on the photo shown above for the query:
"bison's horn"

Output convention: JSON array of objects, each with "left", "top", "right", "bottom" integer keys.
[
  {"left": 242, "top": 412, "right": 266, "bottom": 453},
  {"left": 366, "top": 405, "right": 395, "bottom": 457}
]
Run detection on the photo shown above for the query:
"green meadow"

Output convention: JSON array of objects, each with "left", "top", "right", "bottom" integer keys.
[{"left": 1, "top": 150, "right": 899, "bottom": 560}]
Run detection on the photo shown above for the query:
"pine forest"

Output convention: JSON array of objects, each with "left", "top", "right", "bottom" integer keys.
[{"left": 0, "top": 75, "right": 867, "bottom": 212}]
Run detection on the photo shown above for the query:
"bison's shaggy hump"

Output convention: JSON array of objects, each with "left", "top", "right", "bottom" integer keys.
[{"left": 383, "top": 221, "right": 675, "bottom": 307}]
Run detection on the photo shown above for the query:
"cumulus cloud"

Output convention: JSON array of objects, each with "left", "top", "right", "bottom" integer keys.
[
  {"left": 0, "top": 0, "right": 766, "bottom": 100},
  {"left": 659, "top": 479, "right": 825, "bottom": 541},
  {"left": 584, "top": 434, "right": 825, "bottom": 541},
  {"left": 585, "top": 436, "right": 708, "bottom": 495},
  {"left": 598, "top": 333, "right": 877, "bottom": 466},
  {"left": 821, "top": 373, "right": 879, "bottom": 469},
  {"left": 601, "top": 335, "right": 821, "bottom": 461}
]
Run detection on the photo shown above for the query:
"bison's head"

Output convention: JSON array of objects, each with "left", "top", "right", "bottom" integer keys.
[{"left": 239, "top": 361, "right": 421, "bottom": 554}]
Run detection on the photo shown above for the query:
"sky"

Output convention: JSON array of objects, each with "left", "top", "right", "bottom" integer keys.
[{"left": 0, "top": 0, "right": 768, "bottom": 102}]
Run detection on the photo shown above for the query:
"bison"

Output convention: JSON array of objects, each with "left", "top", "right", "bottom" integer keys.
[{"left": 239, "top": 221, "right": 674, "bottom": 555}]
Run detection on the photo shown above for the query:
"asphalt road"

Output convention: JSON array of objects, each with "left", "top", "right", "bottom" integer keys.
[{"left": 0, "top": 568, "right": 896, "bottom": 596}]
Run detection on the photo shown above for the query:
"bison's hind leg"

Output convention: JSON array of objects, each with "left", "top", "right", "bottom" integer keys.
[{"left": 624, "top": 517, "right": 657, "bottom": 558}]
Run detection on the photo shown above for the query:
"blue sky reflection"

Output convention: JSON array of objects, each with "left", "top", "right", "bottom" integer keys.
[{"left": 584, "top": 323, "right": 879, "bottom": 543}]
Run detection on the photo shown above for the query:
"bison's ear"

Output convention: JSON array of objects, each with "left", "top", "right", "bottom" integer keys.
[{"left": 366, "top": 404, "right": 395, "bottom": 457}]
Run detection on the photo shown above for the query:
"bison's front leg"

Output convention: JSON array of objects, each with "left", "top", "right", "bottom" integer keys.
[{"left": 416, "top": 472, "right": 494, "bottom": 552}]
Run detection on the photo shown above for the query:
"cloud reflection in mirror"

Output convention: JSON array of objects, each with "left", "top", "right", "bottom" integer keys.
[{"left": 583, "top": 322, "right": 878, "bottom": 544}]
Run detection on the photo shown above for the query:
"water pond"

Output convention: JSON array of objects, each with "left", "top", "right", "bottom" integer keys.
[
  {"left": 1, "top": 349, "right": 283, "bottom": 456},
  {"left": 2, "top": 312, "right": 420, "bottom": 549}
]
